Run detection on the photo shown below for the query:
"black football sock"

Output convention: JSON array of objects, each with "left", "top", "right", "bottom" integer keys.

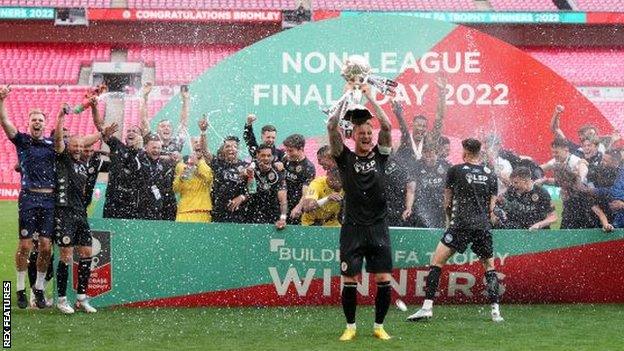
[
  {"left": 28, "top": 250, "right": 38, "bottom": 289},
  {"left": 341, "top": 282, "right": 358, "bottom": 325},
  {"left": 77, "top": 258, "right": 92, "bottom": 295},
  {"left": 374, "top": 281, "right": 391, "bottom": 325},
  {"left": 57, "top": 261, "right": 69, "bottom": 297},
  {"left": 45, "top": 253, "right": 54, "bottom": 281},
  {"left": 485, "top": 270, "right": 501, "bottom": 304},
  {"left": 425, "top": 266, "right": 442, "bottom": 301}
]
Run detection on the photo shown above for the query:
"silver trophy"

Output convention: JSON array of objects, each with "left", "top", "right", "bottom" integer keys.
[{"left": 323, "top": 55, "right": 398, "bottom": 133}]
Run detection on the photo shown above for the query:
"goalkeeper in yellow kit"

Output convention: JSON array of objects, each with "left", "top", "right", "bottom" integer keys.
[
  {"left": 301, "top": 168, "right": 343, "bottom": 226},
  {"left": 173, "top": 118, "right": 214, "bottom": 223}
]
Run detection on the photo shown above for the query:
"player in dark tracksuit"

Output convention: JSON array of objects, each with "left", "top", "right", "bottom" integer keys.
[
  {"left": 408, "top": 138, "right": 505, "bottom": 323},
  {"left": 327, "top": 83, "right": 394, "bottom": 341}
]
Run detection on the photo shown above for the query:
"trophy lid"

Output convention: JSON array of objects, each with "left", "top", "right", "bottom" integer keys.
[{"left": 344, "top": 104, "right": 373, "bottom": 125}]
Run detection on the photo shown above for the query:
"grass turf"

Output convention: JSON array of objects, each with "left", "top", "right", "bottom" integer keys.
[
  {"left": 2, "top": 200, "right": 623, "bottom": 350},
  {"left": 10, "top": 305, "right": 624, "bottom": 351}
]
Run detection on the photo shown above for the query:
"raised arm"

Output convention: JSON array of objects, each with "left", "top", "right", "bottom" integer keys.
[
  {"left": 179, "top": 88, "right": 189, "bottom": 132},
  {"left": 364, "top": 85, "right": 391, "bottom": 149},
  {"left": 430, "top": 76, "right": 447, "bottom": 147},
  {"left": 90, "top": 95, "right": 104, "bottom": 132},
  {"left": 550, "top": 104, "right": 566, "bottom": 140},
  {"left": 327, "top": 102, "right": 344, "bottom": 157},
  {"left": 198, "top": 117, "right": 212, "bottom": 163},
  {"left": 0, "top": 86, "right": 17, "bottom": 139},
  {"left": 390, "top": 99, "right": 411, "bottom": 151},
  {"left": 140, "top": 82, "right": 153, "bottom": 136},
  {"left": 243, "top": 113, "right": 259, "bottom": 157},
  {"left": 55, "top": 105, "right": 68, "bottom": 154}
]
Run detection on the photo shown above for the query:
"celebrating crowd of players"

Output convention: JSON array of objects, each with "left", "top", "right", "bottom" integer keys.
[{"left": 2, "top": 80, "right": 622, "bottom": 327}]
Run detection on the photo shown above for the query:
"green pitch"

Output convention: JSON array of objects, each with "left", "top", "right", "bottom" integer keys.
[
  {"left": 2, "top": 200, "right": 623, "bottom": 350},
  {"left": 10, "top": 305, "right": 624, "bottom": 350}
]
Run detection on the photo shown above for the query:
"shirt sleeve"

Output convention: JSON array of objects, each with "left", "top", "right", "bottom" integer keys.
[
  {"left": 243, "top": 123, "right": 258, "bottom": 158},
  {"left": 9, "top": 132, "right": 28, "bottom": 149},
  {"left": 304, "top": 161, "right": 316, "bottom": 186},
  {"left": 333, "top": 143, "right": 351, "bottom": 170}
]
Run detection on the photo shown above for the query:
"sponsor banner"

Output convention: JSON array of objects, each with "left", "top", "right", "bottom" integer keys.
[
  {"left": 87, "top": 8, "right": 281, "bottom": 23},
  {"left": 578, "top": 87, "right": 624, "bottom": 102},
  {"left": 72, "top": 230, "right": 112, "bottom": 298},
  {"left": 0, "top": 7, "right": 54, "bottom": 20},
  {"left": 86, "top": 218, "right": 624, "bottom": 307},
  {"left": 0, "top": 183, "right": 19, "bottom": 201},
  {"left": 341, "top": 11, "right": 587, "bottom": 24}
]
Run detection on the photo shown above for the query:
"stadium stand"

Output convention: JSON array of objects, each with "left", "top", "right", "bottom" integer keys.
[
  {"left": 594, "top": 101, "right": 624, "bottom": 131},
  {"left": 0, "top": 86, "right": 105, "bottom": 183},
  {"left": 576, "top": 0, "right": 624, "bottom": 12},
  {"left": 488, "top": 0, "right": 558, "bottom": 11},
  {"left": 0, "top": 43, "right": 111, "bottom": 85},
  {"left": 127, "top": 0, "right": 295, "bottom": 10},
  {"left": 0, "top": 0, "right": 111, "bottom": 7},
  {"left": 127, "top": 45, "right": 241, "bottom": 85},
  {"left": 122, "top": 97, "right": 170, "bottom": 136},
  {"left": 126, "top": 0, "right": 475, "bottom": 11},
  {"left": 525, "top": 48, "right": 624, "bottom": 86}
]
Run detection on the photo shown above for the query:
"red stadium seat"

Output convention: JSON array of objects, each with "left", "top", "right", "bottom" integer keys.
[
  {"left": 0, "top": 43, "right": 111, "bottom": 85},
  {"left": 489, "top": 0, "right": 558, "bottom": 11}
]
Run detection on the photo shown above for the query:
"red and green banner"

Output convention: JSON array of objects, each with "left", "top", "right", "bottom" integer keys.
[{"left": 83, "top": 218, "right": 624, "bottom": 307}]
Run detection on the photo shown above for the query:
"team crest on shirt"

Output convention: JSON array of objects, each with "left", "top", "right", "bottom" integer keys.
[
  {"left": 444, "top": 233, "right": 453, "bottom": 243},
  {"left": 341, "top": 261, "right": 348, "bottom": 272},
  {"left": 295, "top": 165, "right": 302, "bottom": 173},
  {"left": 20, "top": 229, "right": 28, "bottom": 237},
  {"left": 437, "top": 165, "right": 445, "bottom": 174},
  {"left": 532, "top": 193, "right": 540, "bottom": 202},
  {"left": 484, "top": 166, "right": 492, "bottom": 174},
  {"left": 268, "top": 172, "right": 276, "bottom": 181},
  {"left": 385, "top": 160, "right": 397, "bottom": 175},
  {"left": 62, "top": 236, "right": 71, "bottom": 245}
]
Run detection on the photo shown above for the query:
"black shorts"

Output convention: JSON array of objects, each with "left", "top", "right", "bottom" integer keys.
[
  {"left": 18, "top": 191, "right": 55, "bottom": 240},
  {"left": 340, "top": 221, "right": 393, "bottom": 276},
  {"left": 55, "top": 207, "right": 92, "bottom": 247},
  {"left": 440, "top": 228, "right": 493, "bottom": 260}
]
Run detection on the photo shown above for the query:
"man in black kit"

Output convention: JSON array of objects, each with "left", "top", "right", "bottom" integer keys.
[
  {"left": 281, "top": 133, "right": 316, "bottom": 224},
  {"left": 496, "top": 167, "right": 557, "bottom": 230},
  {"left": 413, "top": 145, "right": 450, "bottom": 228},
  {"left": 135, "top": 135, "right": 178, "bottom": 220},
  {"left": 53, "top": 105, "right": 116, "bottom": 314},
  {"left": 407, "top": 138, "right": 504, "bottom": 323},
  {"left": 211, "top": 136, "right": 250, "bottom": 223},
  {"left": 243, "top": 113, "right": 285, "bottom": 162},
  {"left": 327, "top": 83, "right": 394, "bottom": 341},
  {"left": 246, "top": 144, "right": 288, "bottom": 229}
]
